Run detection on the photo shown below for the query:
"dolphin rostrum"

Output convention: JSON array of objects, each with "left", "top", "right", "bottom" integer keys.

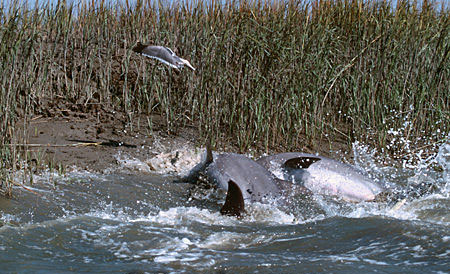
[
  {"left": 257, "top": 152, "right": 384, "bottom": 202},
  {"left": 133, "top": 42, "right": 196, "bottom": 71}
]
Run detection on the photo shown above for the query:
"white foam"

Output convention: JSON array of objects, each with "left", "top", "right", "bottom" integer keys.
[
  {"left": 0, "top": 213, "right": 21, "bottom": 225},
  {"left": 197, "top": 232, "right": 247, "bottom": 249},
  {"left": 242, "top": 202, "right": 298, "bottom": 224},
  {"left": 114, "top": 154, "right": 153, "bottom": 173},
  {"left": 310, "top": 190, "right": 418, "bottom": 221},
  {"left": 327, "top": 254, "right": 360, "bottom": 263},
  {"left": 114, "top": 242, "right": 132, "bottom": 259},
  {"left": 362, "top": 258, "right": 389, "bottom": 265},
  {"left": 348, "top": 139, "right": 449, "bottom": 219},
  {"left": 114, "top": 146, "right": 204, "bottom": 176},
  {"left": 145, "top": 148, "right": 203, "bottom": 176},
  {"left": 83, "top": 201, "right": 152, "bottom": 223},
  {"left": 146, "top": 206, "right": 234, "bottom": 226},
  {"left": 436, "top": 141, "right": 450, "bottom": 176},
  {"left": 266, "top": 159, "right": 286, "bottom": 180}
]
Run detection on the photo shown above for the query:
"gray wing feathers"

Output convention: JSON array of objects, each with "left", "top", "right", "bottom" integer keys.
[
  {"left": 136, "top": 44, "right": 195, "bottom": 70},
  {"left": 140, "top": 46, "right": 179, "bottom": 69}
]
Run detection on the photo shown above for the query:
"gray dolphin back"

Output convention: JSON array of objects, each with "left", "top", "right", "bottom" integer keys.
[{"left": 206, "top": 153, "right": 283, "bottom": 202}]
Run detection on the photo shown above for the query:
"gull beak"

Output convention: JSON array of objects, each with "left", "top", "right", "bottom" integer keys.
[{"left": 180, "top": 58, "right": 196, "bottom": 71}]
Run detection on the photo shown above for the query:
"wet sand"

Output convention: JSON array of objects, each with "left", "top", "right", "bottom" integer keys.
[
  {"left": 18, "top": 106, "right": 352, "bottom": 173},
  {"left": 20, "top": 109, "right": 200, "bottom": 172}
]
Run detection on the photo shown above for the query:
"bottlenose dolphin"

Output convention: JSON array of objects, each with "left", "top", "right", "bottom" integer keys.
[
  {"left": 177, "top": 146, "right": 310, "bottom": 216},
  {"left": 257, "top": 152, "right": 383, "bottom": 202},
  {"left": 133, "top": 42, "right": 196, "bottom": 71},
  {"left": 208, "top": 151, "right": 311, "bottom": 216}
]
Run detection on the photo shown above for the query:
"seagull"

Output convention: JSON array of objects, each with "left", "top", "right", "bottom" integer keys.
[{"left": 132, "top": 42, "right": 195, "bottom": 71}]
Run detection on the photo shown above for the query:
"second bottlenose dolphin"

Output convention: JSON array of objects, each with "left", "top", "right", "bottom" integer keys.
[{"left": 257, "top": 152, "right": 384, "bottom": 202}]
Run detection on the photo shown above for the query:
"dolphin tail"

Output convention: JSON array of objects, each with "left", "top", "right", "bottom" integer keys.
[
  {"left": 220, "top": 180, "right": 245, "bottom": 217},
  {"left": 283, "top": 157, "right": 321, "bottom": 169}
]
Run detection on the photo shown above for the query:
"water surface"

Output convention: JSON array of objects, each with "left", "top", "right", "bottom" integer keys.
[{"left": 1, "top": 144, "right": 448, "bottom": 273}]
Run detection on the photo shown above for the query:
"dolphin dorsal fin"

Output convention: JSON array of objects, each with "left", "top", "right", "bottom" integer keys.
[
  {"left": 220, "top": 180, "right": 245, "bottom": 217},
  {"left": 283, "top": 157, "right": 321, "bottom": 169}
]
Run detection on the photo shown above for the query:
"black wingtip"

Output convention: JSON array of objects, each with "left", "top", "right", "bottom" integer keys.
[
  {"left": 220, "top": 180, "right": 245, "bottom": 217},
  {"left": 132, "top": 41, "right": 146, "bottom": 54},
  {"left": 283, "top": 157, "right": 321, "bottom": 169}
]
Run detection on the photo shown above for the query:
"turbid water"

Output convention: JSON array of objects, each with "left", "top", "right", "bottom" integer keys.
[{"left": 1, "top": 142, "right": 448, "bottom": 273}]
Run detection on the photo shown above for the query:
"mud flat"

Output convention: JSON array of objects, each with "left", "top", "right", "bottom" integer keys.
[{"left": 20, "top": 108, "right": 353, "bottom": 174}]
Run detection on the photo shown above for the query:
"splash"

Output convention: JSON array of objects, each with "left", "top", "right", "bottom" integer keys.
[
  {"left": 0, "top": 214, "right": 21, "bottom": 227},
  {"left": 345, "top": 139, "right": 449, "bottom": 224},
  {"left": 436, "top": 140, "right": 450, "bottom": 179},
  {"left": 114, "top": 145, "right": 204, "bottom": 177},
  {"left": 146, "top": 204, "right": 300, "bottom": 226},
  {"left": 145, "top": 148, "right": 203, "bottom": 176},
  {"left": 5, "top": 127, "right": 449, "bottom": 230}
]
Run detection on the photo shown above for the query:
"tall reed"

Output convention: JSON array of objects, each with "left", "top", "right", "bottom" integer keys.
[{"left": 0, "top": 0, "right": 448, "bottom": 195}]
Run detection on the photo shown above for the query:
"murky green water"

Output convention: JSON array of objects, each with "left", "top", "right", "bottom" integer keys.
[{"left": 1, "top": 145, "right": 448, "bottom": 273}]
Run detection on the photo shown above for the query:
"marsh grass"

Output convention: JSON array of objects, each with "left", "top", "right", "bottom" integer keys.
[{"left": 0, "top": 0, "right": 448, "bottom": 195}]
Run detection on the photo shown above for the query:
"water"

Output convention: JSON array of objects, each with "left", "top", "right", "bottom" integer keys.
[{"left": 1, "top": 143, "right": 449, "bottom": 273}]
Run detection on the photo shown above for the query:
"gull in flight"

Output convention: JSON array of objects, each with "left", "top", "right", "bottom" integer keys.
[{"left": 132, "top": 42, "right": 195, "bottom": 71}]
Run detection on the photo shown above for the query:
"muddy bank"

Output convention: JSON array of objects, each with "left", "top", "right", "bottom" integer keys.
[
  {"left": 18, "top": 107, "right": 352, "bottom": 173},
  {"left": 20, "top": 116, "right": 190, "bottom": 173}
]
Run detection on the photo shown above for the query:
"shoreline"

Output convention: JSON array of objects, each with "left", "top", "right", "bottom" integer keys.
[{"left": 17, "top": 109, "right": 355, "bottom": 174}]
